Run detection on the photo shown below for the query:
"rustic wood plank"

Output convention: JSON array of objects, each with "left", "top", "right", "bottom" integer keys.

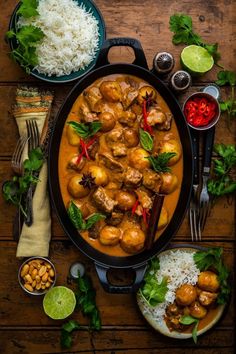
[
  {"left": 0, "top": 241, "right": 234, "bottom": 327},
  {"left": 0, "top": 0, "right": 235, "bottom": 82}
]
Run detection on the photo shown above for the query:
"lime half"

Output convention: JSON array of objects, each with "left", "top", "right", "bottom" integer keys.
[
  {"left": 181, "top": 45, "right": 214, "bottom": 76},
  {"left": 43, "top": 286, "right": 76, "bottom": 320}
]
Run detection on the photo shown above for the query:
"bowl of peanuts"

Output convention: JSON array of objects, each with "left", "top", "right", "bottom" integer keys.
[{"left": 18, "top": 257, "right": 56, "bottom": 295}]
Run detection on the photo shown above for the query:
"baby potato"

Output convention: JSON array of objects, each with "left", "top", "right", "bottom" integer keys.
[
  {"left": 176, "top": 284, "right": 197, "bottom": 306},
  {"left": 158, "top": 207, "right": 169, "bottom": 230},
  {"left": 160, "top": 172, "right": 178, "bottom": 194},
  {"left": 67, "top": 174, "right": 90, "bottom": 198},
  {"left": 189, "top": 301, "right": 207, "bottom": 319},
  {"left": 88, "top": 165, "right": 109, "bottom": 186},
  {"left": 129, "top": 148, "right": 150, "bottom": 170},
  {"left": 99, "top": 112, "right": 116, "bottom": 132},
  {"left": 158, "top": 139, "right": 182, "bottom": 166},
  {"left": 100, "top": 81, "right": 122, "bottom": 102},
  {"left": 137, "top": 85, "right": 157, "bottom": 105},
  {"left": 115, "top": 190, "right": 136, "bottom": 211},
  {"left": 99, "top": 226, "right": 121, "bottom": 246},
  {"left": 120, "top": 228, "right": 145, "bottom": 254},
  {"left": 66, "top": 124, "right": 81, "bottom": 146},
  {"left": 123, "top": 128, "right": 139, "bottom": 147},
  {"left": 197, "top": 271, "right": 220, "bottom": 293}
]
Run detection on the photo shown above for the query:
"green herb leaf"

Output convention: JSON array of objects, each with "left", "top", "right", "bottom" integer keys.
[
  {"left": 62, "top": 320, "right": 80, "bottom": 333},
  {"left": 17, "top": 0, "right": 39, "bottom": 18},
  {"left": 67, "top": 201, "right": 85, "bottom": 230},
  {"left": 60, "top": 330, "right": 72, "bottom": 349},
  {"left": 24, "top": 147, "right": 44, "bottom": 171},
  {"left": 193, "top": 247, "right": 230, "bottom": 304},
  {"left": 179, "top": 315, "right": 198, "bottom": 326},
  {"left": 192, "top": 320, "right": 199, "bottom": 344},
  {"left": 139, "top": 129, "right": 153, "bottom": 152},
  {"left": 6, "top": 30, "right": 16, "bottom": 39},
  {"left": 84, "top": 213, "right": 106, "bottom": 230},
  {"left": 147, "top": 152, "right": 176, "bottom": 173},
  {"left": 216, "top": 70, "right": 236, "bottom": 87},
  {"left": 67, "top": 121, "right": 102, "bottom": 139},
  {"left": 169, "top": 14, "right": 220, "bottom": 63}
]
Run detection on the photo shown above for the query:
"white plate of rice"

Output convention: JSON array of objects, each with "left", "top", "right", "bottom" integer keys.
[{"left": 137, "top": 246, "right": 226, "bottom": 340}]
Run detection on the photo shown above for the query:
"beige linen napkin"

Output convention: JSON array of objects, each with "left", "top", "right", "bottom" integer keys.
[{"left": 12, "top": 86, "right": 54, "bottom": 257}]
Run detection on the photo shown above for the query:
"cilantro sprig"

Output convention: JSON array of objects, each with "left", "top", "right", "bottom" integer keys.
[
  {"left": 207, "top": 144, "right": 236, "bottom": 197},
  {"left": 17, "top": 0, "right": 39, "bottom": 18},
  {"left": 2, "top": 147, "right": 44, "bottom": 216},
  {"left": 193, "top": 247, "right": 231, "bottom": 304},
  {"left": 169, "top": 14, "right": 221, "bottom": 63},
  {"left": 216, "top": 70, "right": 236, "bottom": 128}
]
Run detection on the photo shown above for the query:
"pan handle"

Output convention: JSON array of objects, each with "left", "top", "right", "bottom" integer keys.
[
  {"left": 95, "top": 37, "right": 149, "bottom": 69},
  {"left": 95, "top": 262, "right": 147, "bottom": 293}
]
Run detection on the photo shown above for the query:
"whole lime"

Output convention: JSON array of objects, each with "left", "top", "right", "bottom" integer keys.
[
  {"left": 181, "top": 45, "right": 214, "bottom": 76},
  {"left": 43, "top": 286, "right": 76, "bottom": 320}
]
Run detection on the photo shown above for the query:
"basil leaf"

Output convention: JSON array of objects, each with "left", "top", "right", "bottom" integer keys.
[
  {"left": 67, "top": 121, "right": 101, "bottom": 139},
  {"left": 147, "top": 152, "right": 176, "bottom": 173},
  {"left": 67, "top": 201, "right": 85, "bottom": 230},
  {"left": 192, "top": 320, "right": 199, "bottom": 344},
  {"left": 139, "top": 129, "right": 153, "bottom": 152},
  {"left": 179, "top": 315, "right": 197, "bottom": 325},
  {"left": 84, "top": 213, "right": 106, "bottom": 230}
]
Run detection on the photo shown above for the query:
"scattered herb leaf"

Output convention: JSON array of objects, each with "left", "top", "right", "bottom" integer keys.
[
  {"left": 169, "top": 14, "right": 221, "bottom": 63},
  {"left": 67, "top": 201, "right": 105, "bottom": 231},
  {"left": 61, "top": 320, "right": 80, "bottom": 349},
  {"left": 207, "top": 144, "right": 236, "bottom": 197},
  {"left": 2, "top": 147, "right": 44, "bottom": 216},
  {"left": 139, "top": 128, "right": 153, "bottom": 152},
  {"left": 67, "top": 121, "right": 102, "bottom": 139},
  {"left": 193, "top": 247, "right": 231, "bottom": 304},
  {"left": 147, "top": 152, "right": 176, "bottom": 173}
]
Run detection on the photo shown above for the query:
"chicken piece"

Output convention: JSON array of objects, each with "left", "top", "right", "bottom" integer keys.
[
  {"left": 106, "top": 211, "right": 124, "bottom": 226},
  {"left": 110, "top": 143, "right": 128, "bottom": 157},
  {"left": 142, "top": 169, "right": 162, "bottom": 193},
  {"left": 105, "top": 128, "right": 124, "bottom": 143},
  {"left": 118, "top": 110, "right": 137, "bottom": 127},
  {"left": 122, "top": 87, "right": 139, "bottom": 110},
  {"left": 168, "top": 316, "right": 184, "bottom": 331},
  {"left": 189, "top": 301, "right": 207, "bottom": 319},
  {"left": 78, "top": 102, "right": 98, "bottom": 123},
  {"left": 176, "top": 284, "right": 197, "bottom": 306},
  {"left": 199, "top": 291, "right": 218, "bottom": 306},
  {"left": 100, "top": 81, "right": 122, "bottom": 102},
  {"left": 83, "top": 86, "right": 102, "bottom": 112},
  {"left": 93, "top": 186, "right": 118, "bottom": 213},
  {"left": 126, "top": 76, "right": 139, "bottom": 89},
  {"left": 135, "top": 189, "right": 153, "bottom": 209},
  {"left": 99, "top": 153, "right": 124, "bottom": 172},
  {"left": 197, "top": 271, "right": 220, "bottom": 293},
  {"left": 120, "top": 227, "right": 145, "bottom": 254},
  {"left": 166, "top": 303, "right": 180, "bottom": 316},
  {"left": 157, "top": 112, "right": 173, "bottom": 131},
  {"left": 67, "top": 155, "right": 85, "bottom": 171},
  {"left": 147, "top": 108, "right": 166, "bottom": 126},
  {"left": 124, "top": 167, "right": 143, "bottom": 187}
]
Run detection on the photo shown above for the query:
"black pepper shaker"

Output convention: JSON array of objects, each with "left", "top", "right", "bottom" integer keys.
[
  {"left": 169, "top": 70, "right": 192, "bottom": 93},
  {"left": 153, "top": 51, "right": 175, "bottom": 76}
]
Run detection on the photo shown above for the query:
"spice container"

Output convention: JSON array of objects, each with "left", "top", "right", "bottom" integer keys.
[
  {"left": 18, "top": 257, "right": 56, "bottom": 295},
  {"left": 153, "top": 51, "right": 175, "bottom": 76},
  {"left": 183, "top": 92, "right": 220, "bottom": 131},
  {"left": 169, "top": 70, "right": 192, "bottom": 93}
]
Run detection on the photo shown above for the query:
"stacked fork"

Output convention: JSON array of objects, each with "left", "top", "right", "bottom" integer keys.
[{"left": 189, "top": 127, "right": 215, "bottom": 241}]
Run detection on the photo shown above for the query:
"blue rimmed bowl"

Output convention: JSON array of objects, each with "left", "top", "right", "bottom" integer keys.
[{"left": 8, "top": 0, "right": 106, "bottom": 83}]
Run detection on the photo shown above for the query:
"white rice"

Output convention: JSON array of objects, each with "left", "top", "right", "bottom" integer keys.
[
  {"left": 17, "top": 0, "right": 100, "bottom": 76},
  {"left": 140, "top": 250, "right": 200, "bottom": 323}
]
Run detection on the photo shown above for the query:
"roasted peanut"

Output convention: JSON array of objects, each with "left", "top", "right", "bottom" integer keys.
[
  {"left": 29, "top": 264, "right": 35, "bottom": 274},
  {"left": 45, "top": 281, "right": 51, "bottom": 288},
  {"left": 32, "top": 280, "right": 36, "bottom": 288},
  {"left": 35, "top": 275, "right": 41, "bottom": 283},
  {"left": 31, "top": 268, "right": 38, "bottom": 279},
  {"left": 24, "top": 274, "right": 33, "bottom": 284},
  {"left": 36, "top": 283, "right": 41, "bottom": 290},
  {"left": 41, "top": 285, "right": 46, "bottom": 290},
  {"left": 21, "top": 264, "right": 29, "bottom": 277},
  {"left": 38, "top": 265, "right": 47, "bottom": 277},
  {"left": 49, "top": 268, "right": 55, "bottom": 277},
  {"left": 24, "top": 283, "right": 33, "bottom": 292},
  {"left": 42, "top": 272, "right": 49, "bottom": 283}
]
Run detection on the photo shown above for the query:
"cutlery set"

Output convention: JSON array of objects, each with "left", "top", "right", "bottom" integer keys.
[{"left": 189, "top": 126, "right": 215, "bottom": 241}]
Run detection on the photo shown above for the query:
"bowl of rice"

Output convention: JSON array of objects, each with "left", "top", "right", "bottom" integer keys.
[
  {"left": 137, "top": 245, "right": 228, "bottom": 341},
  {"left": 8, "top": 0, "right": 106, "bottom": 83}
]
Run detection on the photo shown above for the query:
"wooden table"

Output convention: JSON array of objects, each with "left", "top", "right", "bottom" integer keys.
[{"left": 0, "top": 1, "right": 235, "bottom": 353}]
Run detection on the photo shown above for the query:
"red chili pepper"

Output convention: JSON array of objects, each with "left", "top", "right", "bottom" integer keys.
[
  {"left": 185, "top": 97, "right": 216, "bottom": 127},
  {"left": 142, "top": 100, "right": 153, "bottom": 135},
  {"left": 132, "top": 199, "right": 139, "bottom": 215}
]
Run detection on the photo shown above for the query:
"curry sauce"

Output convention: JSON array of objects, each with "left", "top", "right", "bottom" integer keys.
[{"left": 58, "top": 74, "right": 183, "bottom": 256}]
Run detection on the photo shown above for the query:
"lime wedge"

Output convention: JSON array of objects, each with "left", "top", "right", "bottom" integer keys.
[
  {"left": 43, "top": 286, "right": 76, "bottom": 320},
  {"left": 181, "top": 45, "right": 214, "bottom": 76}
]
